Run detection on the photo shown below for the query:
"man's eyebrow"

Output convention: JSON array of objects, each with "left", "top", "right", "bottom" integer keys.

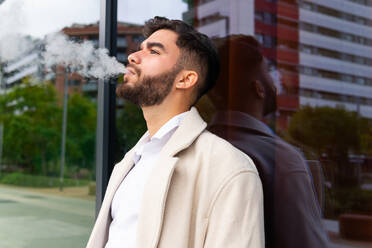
[{"left": 140, "top": 42, "right": 166, "bottom": 52}]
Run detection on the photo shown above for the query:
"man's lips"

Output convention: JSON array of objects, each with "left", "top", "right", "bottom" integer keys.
[{"left": 125, "top": 67, "right": 135, "bottom": 75}]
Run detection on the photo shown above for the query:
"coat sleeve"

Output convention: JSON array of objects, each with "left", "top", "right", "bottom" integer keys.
[{"left": 204, "top": 171, "right": 265, "bottom": 248}]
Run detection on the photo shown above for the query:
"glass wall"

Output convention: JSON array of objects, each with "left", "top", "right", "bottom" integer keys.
[
  {"left": 115, "top": 0, "right": 372, "bottom": 247},
  {"left": 1, "top": 0, "right": 371, "bottom": 247},
  {"left": 0, "top": 0, "right": 98, "bottom": 247}
]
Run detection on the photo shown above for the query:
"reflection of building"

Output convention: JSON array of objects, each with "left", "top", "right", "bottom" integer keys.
[
  {"left": 184, "top": 0, "right": 372, "bottom": 128},
  {"left": 296, "top": 0, "right": 372, "bottom": 122},
  {"left": 56, "top": 22, "right": 143, "bottom": 98},
  {"left": 0, "top": 40, "right": 49, "bottom": 94}
]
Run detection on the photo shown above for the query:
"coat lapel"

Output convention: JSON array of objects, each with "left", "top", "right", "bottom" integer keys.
[
  {"left": 103, "top": 131, "right": 151, "bottom": 202},
  {"left": 87, "top": 149, "right": 136, "bottom": 248},
  {"left": 136, "top": 107, "right": 207, "bottom": 248}
]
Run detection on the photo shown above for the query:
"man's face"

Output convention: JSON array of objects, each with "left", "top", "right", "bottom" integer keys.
[
  {"left": 116, "top": 29, "right": 182, "bottom": 106},
  {"left": 260, "top": 62, "right": 277, "bottom": 116}
]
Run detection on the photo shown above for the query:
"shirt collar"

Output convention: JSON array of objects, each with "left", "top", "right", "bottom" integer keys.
[
  {"left": 151, "top": 111, "right": 188, "bottom": 140},
  {"left": 133, "top": 111, "right": 189, "bottom": 163}
]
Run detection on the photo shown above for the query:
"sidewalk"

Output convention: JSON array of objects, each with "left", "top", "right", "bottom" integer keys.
[
  {"left": 2, "top": 184, "right": 372, "bottom": 248},
  {"left": 0, "top": 184, "right": 95, "bottom": 248}
]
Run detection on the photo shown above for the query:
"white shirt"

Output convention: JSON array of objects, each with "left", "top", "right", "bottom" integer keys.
[{"left": 105, "top": 111, "right": 188, "bottom": 248}]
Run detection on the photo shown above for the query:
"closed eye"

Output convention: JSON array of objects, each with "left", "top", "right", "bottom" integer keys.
[{"left": 150, "top": 49, "right": 160, "bottom": 55}]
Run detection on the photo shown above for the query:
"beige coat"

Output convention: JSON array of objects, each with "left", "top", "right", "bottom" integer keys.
[{"left": 86, "top": 107, "right": 264, "bottom": 248}]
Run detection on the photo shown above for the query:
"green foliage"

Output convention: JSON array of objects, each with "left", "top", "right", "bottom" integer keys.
[
  {"left": 88, "top": 182, "right": 96, "bottom": 196},
  {"left": 288, "top": 106, "right": 361, "bottom": 157},
  {"left": 66, "top": 93, "right": 96, "bottom": 171},
  {"left": 360, "top": 121, "right": 372, "bottom": 155},
  {"left": 0, "top": 172, "right": 89, "bottom": 188},
  {"left": 115, "top": 102, "right": 146, "bottom": 162},
  {"left": 288, "top": 106, "right": 370, "bottom": 187},
  {"left": 0, "top": 81, "right": 61, "bottom": 173},
  {"left": 0, "top": 79, "right": 97, "bottom": 176},
  {"left": 325, "top": 187, "right": 372, "bottom": 219}
]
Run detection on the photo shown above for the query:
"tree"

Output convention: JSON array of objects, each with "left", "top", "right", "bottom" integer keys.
[
  {"left": 288, "top": 106, "right": 368, "bottom": 187},
  {"left": 115, "top": 102, "right": 146, "bottom": 163},
  {"left": 65, "top": 93, "right": 96, "bottom": 173},
  {"left": 0, "top": 80, "right": 61, "bottom": 174},
  {"left": 0, "top": 79, "right": 97, "bottom": 177}
]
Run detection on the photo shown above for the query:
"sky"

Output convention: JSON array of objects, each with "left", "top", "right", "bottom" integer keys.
[{"left": 0, "top": 0, "right": 187, "bottom": 38}]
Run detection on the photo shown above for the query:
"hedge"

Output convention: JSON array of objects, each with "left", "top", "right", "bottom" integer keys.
[{"left": 0, "top": 173, "right": 90, "bottom": 188}]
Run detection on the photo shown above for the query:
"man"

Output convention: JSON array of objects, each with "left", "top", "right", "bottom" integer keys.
[
  {"left": 208, "top": 35, "right": 329, "bottom": 247},
  {"left": 87, "top": 17, "right": 264, "bottom": 248}
]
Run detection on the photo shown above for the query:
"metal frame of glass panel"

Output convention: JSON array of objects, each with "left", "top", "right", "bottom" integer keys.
[{"left": 96, "top": 0, "right": 118, "bottom": 217}]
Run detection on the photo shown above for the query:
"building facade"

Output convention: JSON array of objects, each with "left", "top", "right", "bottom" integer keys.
[
  {"left": 0, "top": 39, "right": 47, "bottom": 94},
  {"left": 184, "top": 0, "right": 372, "bottom": 129}
]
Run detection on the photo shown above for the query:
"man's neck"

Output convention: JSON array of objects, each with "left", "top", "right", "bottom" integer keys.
[
  {"left": 229, "top": 101, "right": 263, "bottom": 121},
  {"left": 142, "top": 103, "right": 189, "bottom": 137}
]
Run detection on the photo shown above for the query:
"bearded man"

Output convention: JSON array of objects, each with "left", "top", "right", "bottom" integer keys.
[
  {"left": 208, "top": 35, "right": 329, "bottom": 248},
  {"left": 86, "top": 17, "right": 264, "bottom": 248}
]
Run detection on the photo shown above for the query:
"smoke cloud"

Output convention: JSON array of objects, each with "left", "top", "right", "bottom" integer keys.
[
  {"left": 0, "top": 0, "right": 127, "bottom": 80},
  {"left": 0, "top": 0, "right": 35, "bottom": 62},
  {"left": 43, "top": 32, "right": 127, "bottom": 80}
]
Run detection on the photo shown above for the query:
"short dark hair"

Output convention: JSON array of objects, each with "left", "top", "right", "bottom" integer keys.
[
  {"left": 209, "top": 35, "right": 264, "bottom": 110},
  {"left": 143, "top": 16, "right": 220, "bottom": 105},
  {"left": 214, "top": 35, "right": 263, "bottom": 82}
]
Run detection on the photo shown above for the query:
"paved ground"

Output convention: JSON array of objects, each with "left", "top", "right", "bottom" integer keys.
[
  {"left": 0, "top": 185, "right": 95, "bottom": 248},
  {"left": 1, "top": 184, "right": 372, "bottom": 248}
]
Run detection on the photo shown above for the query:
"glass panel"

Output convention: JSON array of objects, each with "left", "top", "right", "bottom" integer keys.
[
  {"left": 111, "top": 0, "right": 372, "bottom": 247},
  {"left": 0, "top": 0, "right": 98, "bottom": 247}
]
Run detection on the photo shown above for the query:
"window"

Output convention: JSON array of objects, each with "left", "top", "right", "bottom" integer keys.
[
  {"left": 255, "top": 33, "right": 264, "bottom": 44},
  {"left": 255, "top": 11, "right": 264, "bottom": 22},
  {"left": 263, "top": 35, "right": 276, "bottom": 48},
  {"left": 301, "top": 2, "right": 313, "bottom": 11},
  {"left": 117, "top": 36, "right": 127, "bottom": 47},
  {"left": 263, "top": 12, "right": 276, "bottom": 25},
  {"left": 117, "top": 52, "right": 127, "bottom": 62},
  {"left": 132, "top": 34, "right": 145, "bottom": 43},
  {"left": 356, "top": 77, "right": 366, "bottom": 85}
]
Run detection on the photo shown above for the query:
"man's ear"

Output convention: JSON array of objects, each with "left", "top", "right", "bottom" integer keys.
[
  {"left": 176, "top": 70, "right": 198, "bottom": 89},
  {"left": 254, "top": 80, "right": 265, "bottom": 99}
]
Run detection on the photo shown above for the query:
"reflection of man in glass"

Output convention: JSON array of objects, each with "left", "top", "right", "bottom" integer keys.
[
  {"left": 208, "top": 35, "right": 329, "bottom": 248},
  {"left": 87, "top": 17, "right": 264, "bottom": 248}
]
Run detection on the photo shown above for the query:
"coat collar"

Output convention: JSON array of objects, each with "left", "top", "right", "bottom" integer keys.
[
  {"left": 161, "top": 107, "right": 207, "bottom": 157},
  {"left": 126, "top": 106, "right": 206, "bottom": 160},
  {"left": 136, "top": 106, "right": 207, "bottom": 248},
  {"left": 209, "top": 110, "right": 275, "bottom": 138}
]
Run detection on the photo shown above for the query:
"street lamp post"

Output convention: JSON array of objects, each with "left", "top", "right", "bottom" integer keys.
[
  {"left": 59, "top": 68, "right": 69, "bottom": 191},
  {"left": 0, "top": 123, "right": 3, "bottom": 178},
  {"left": 0, "top": 63, "right": 4, "bottom": 177}
]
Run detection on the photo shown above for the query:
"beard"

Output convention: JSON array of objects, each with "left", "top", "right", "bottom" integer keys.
[
  {"left": 263, "top": 83, "right": 277, "bottom": 116},
  {"left": 116, "top": 64, "right": 182, "bottom": 107}
]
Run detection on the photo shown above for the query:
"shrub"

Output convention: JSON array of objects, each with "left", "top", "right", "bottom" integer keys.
[
  {"left": 88, "top": 182, "right": 96, "bottom": 196},
  {"left": 325, "top": 187, "right": 372, "bottom": 219},
  {"left": 0, "top": 172, "right": 90, "bottom": 188}
]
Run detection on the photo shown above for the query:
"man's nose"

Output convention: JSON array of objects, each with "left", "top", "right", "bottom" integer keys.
[{"left": 128, "top": 51, "right": 140, "bottom": 64}]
